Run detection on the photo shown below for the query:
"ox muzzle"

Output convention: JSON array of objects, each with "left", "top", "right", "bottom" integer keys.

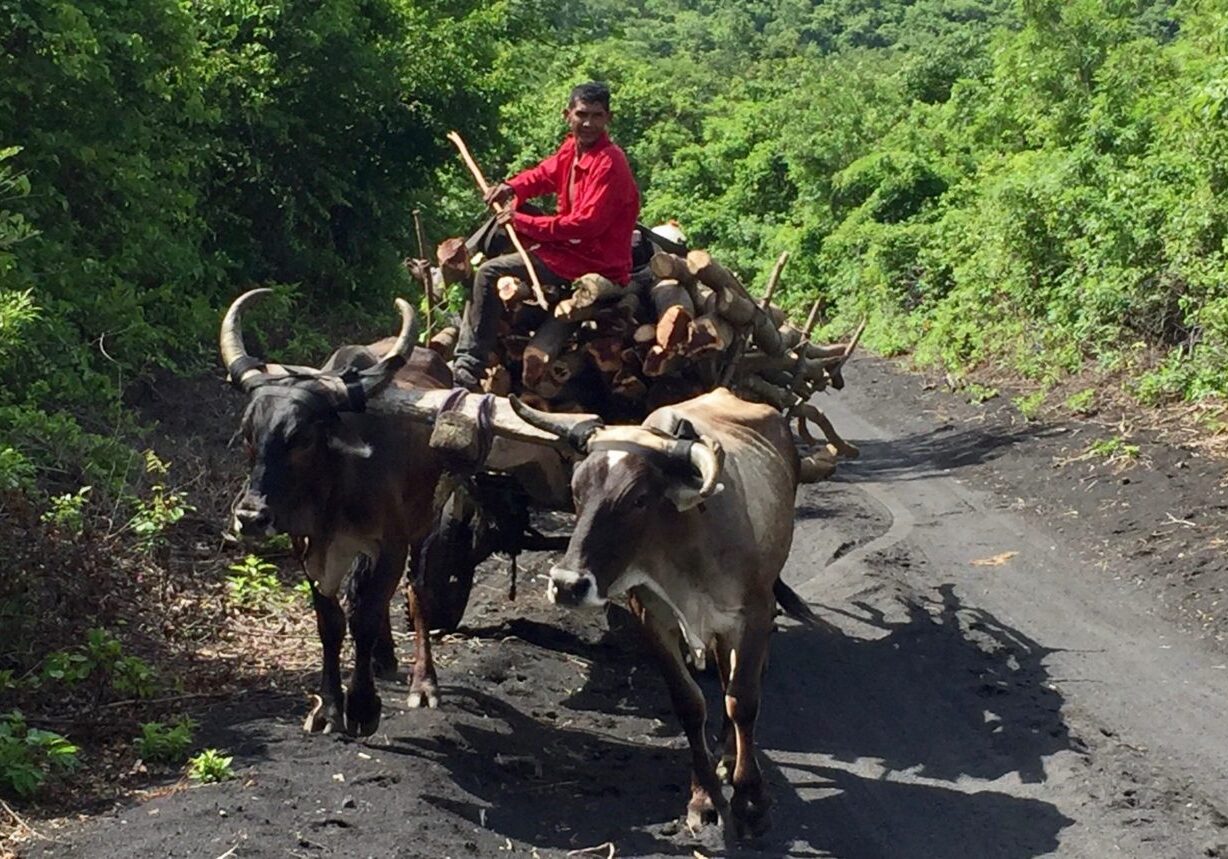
[
  {"left": 547, "top": 567, "right": 604, "bottom": 608},
  {"left": 232, "top": 490, "right": 276, "bottom": 538}
]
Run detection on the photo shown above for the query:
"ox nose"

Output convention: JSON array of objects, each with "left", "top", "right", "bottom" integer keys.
[
  {"left": 547, "top": 568, "right": 601, "bottom": 608},
  {"left": 233, "top": 500, "right": 273, "bottom": 536}
]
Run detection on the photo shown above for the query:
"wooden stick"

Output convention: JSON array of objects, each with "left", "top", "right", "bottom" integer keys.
[
  {"left": 413, "top": 209, "right": 433, "bottom": 334},
  {"left": 761, "top": 251, "right": 789, "bottom": 307},
  {"left": 446, "top": 131, "right": 549, "bottom": 309}
]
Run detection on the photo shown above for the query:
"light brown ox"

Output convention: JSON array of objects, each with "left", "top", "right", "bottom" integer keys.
[{"left": 510, "top": 387, "right": 822, "bottom": 840}]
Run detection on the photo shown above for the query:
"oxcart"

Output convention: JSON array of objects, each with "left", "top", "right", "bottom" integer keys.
[{"left": 408, "top": 238, "right": 864, "bottom": 632}]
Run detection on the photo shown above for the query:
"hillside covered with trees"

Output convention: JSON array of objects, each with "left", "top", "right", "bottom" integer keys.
[
  {"left": 1, "top": 0, "right": 1227, "bottom": 831},
  {"left": 2, "top": 0, "right": 1224, "bottom": 495}
]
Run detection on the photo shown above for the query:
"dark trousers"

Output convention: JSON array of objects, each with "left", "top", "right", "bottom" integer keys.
[{"left": 453, "top": 249, "right": 569, "bottom": 377}]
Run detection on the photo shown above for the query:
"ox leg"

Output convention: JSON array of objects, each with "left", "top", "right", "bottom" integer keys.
[
  {"left": 629, "top": 591, "right": 730, "bottom": 835},
  {"left": 343, "top": 548, "right": 402, "bottom": 736},
  {"left": 718, "top": 613, "right": 773, "bottom": 839},
  {"left": 405, "top": 540, "right": 439, "bottom": 708},
  {"left": 304, "top": 584, "right": 346, "bottom": 734},
  {"left": 372, "top": 602, "right": 399, "bottom": 681}
]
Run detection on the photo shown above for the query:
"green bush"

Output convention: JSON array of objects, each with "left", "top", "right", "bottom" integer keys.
[
  {"left": 0, "top": 710, "right": 79, "bottom": 798},
  {"left": 187, "top": 748, "right": 234, "bottom": 784},
  {"left": 134, "top": 718, "right": 196, "bottom": 765}
]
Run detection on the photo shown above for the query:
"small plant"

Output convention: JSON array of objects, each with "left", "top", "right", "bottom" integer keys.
[
  {"left": 1089, "top": 436, "right": 1141, "bottom": 459},
  {"left": 227, "top": 554, "right": 283, "bottom": 607},
  {"left": 1013, "top": 390, "right": 1046, "bottom": 420},
  {"left": 1064, "top": 388, "right": 1096, "bottom": 415},
  {"left": 187, "top": 748, "right": 234, "bottom": 783},
  {"left": 112, "top": 655, "right": 157, "bottom": 698},
  {"left": 965, "top": 383, "right": 999, "bottom": 404},
  {"left": 0, "top": 710, "right": 79, "bottom": 797},
  {"left": 134, "top": 717, "right": 196, "bottom": 764},
  {"left": 41, "top": 485, "right": 92, "bottom": 535},
  {"left": 128, "top": 450, "right": 194, "bottom": 553},
  {"left": 294, "top": 579, "right": 313, "bottom": 601},
  {"left": 38, "top": 628, "right": 157, "bottom": 697}
]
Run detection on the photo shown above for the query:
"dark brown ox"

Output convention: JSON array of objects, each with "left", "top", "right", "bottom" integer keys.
[
  {"left": 512, "top": 387, "right": 817, "bottom": 840},
  {"left": 220, "top": 289, "right": 450, "bottom": 735}
]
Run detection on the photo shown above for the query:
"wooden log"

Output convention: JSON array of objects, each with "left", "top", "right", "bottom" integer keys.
[
  {"left": 759, "top": 251, "right": 789, "bottom": 308},
  {"left": 611, "top": 371, "right": 647, "bottom": 401},
  {"left": 685, "top": 314, "right": 735, "bottom": 356},
  {"left": 655, "top": 304, "right": 692, "bottom": 352},
  {"left": 497, "top": 275, "right": 531, "bottom": 308},
  {"left": 585, "top": 337, "right": 624, "bottom": 375},
  {"left": 649, "top": 253, "right": 696, "bottom": 287},
  {"left": 571, "top": 273, "right": 622, "bottom": 309},
  {"left": 633, "top": 323, "right": 657, "bottom": 345},
  {"left": 522, "top": 318, "right": 578, "bottom": 389},
  {"left": 649, "top": 279, "right": 696, "bottom": 318},
  {"left": 547, "top": 349, "right": 585, "bottom": 387},
  {"left": 553, "top": 297, "right": 598, "bottom": 322},
  {"left": 482, "top": 364, "right": 512, "bottom": 396},
  {"left": 790, "top": 402, "right": 860, "bottom": 459},
  {"left": 750, "top": 308, "right": 785, "bottom": 355},
  {"left": 687, "top": 250, "right": 753, "bottom": 300},
  {"left": 503, "top": 333, "right": 529, "bottom": 364},
  {"left": 739, "top": 375, "right": 799, "bottom": 411},
  {"left": 642, "top": 344, "right": 683, "bottom": 378},
  {"left": 716, "top": 286, "right": 757, "bottom": 326},
  {"left": 427, "top": 326, "right": 458, "bottom": 361},
  {"left": 778, "top": 324, "right": 804, "bottom": 351}
]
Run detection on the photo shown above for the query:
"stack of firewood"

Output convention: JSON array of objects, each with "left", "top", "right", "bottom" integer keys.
[{"left": 427, "top": 246, "right": 862, "bottom": 478}]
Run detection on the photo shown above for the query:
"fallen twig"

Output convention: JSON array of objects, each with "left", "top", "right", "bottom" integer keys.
[{"left": 567, "top": 842, "right": 616, "bottom": 859}]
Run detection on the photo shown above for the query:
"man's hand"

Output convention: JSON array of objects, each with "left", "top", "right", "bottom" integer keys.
[
  {"left": 495, "top": 207, "right": 515, "bottom": 227},
  {"left": 484, "top": 182, "right": 515, "bottom": 208}
]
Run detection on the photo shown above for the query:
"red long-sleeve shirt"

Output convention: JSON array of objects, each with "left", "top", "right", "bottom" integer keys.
[{"left": 507, "top": 132, "right": 640, "bottom": 285}]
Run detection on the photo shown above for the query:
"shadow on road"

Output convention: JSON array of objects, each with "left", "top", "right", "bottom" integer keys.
[
  {"left": 840, "top": 422, "right": 1066, "bottom": 483},
  {"left": 387, "top": 583, "right": 1075, "bottom": 858}
]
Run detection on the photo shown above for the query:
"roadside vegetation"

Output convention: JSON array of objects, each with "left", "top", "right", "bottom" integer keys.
[{"left": 1, "top": 0, "right": 1224, "bottom": 848}]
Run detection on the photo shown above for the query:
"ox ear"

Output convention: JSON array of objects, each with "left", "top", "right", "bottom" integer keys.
[
  {"left": 664, "top": 477, "right": 724, "bottom": 511},
  {"left": 326, "top": 424, "right": 373, "bottom": 459}
]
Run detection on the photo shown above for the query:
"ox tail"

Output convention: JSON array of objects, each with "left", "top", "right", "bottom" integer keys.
[{"left": 774, "top": 578, "right": 824, "bottom": 627}]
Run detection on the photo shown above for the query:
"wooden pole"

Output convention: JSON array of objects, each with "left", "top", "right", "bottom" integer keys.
[
  {"left": 446, "top": 131, "right": 550, "bottom": 309},
  {"left": 412, "top": 209, "right": 433, "bottom": 335}
]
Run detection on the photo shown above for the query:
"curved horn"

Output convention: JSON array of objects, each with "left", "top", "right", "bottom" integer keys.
[
  {"left": 688, "top": 438, "right": 724, "bottom": 498},
  {"left": 509, "top": 395, "right": 603, "bottom": 451},
  {"left": 377, "top": 298, "right": 419, "bottom": 365},
  {"left": 219, "top": 288, "right": 273, "bottom": 386}
]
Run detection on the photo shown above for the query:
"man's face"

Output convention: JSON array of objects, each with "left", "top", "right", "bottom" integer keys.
[{"left": 563, "top": 99, "right": 610, "bottom": 149}]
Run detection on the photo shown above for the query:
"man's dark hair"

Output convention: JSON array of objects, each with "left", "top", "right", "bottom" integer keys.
[{"left": 568, "top": 81, "right": 611, "bottom": 111}]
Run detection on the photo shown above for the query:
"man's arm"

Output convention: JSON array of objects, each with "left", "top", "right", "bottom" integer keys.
[
  {"left": 511, "top": 156, "right": 631, "bottom": 242},
  {"left": 506, "top": 149, "right": 562, "bottom": 204}
]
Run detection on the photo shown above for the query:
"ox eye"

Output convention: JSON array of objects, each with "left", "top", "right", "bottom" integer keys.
[{"left": 632, "top": 494, "right": 649, "bottom": 509}]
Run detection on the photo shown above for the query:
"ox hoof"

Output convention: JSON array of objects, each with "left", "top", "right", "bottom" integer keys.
[
  {"left": 343, "top": 690, "right": 382, "bottom": 737},
  {"left": 733, "top": 794, "right": 772, "bottom": 840},
  {"left": 406, "top": 680, "right": 439, "bottom": 709},
  {"left": 685, "top": 793, "right": 720, "bottom": 834},
  {"left": 304, "top": 694, "right": 345, "bottom": 734}
]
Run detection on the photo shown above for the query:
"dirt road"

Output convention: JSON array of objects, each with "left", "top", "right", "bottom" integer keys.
[{"left": 29, "top": 357, "right": 1228, "bottom": 858}]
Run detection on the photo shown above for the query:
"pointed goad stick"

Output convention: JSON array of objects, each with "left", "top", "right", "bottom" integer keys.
[{"left": 446, "top": 131, "right": 550, "bottom": 309}]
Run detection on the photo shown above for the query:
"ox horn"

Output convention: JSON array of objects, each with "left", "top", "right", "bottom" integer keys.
[
  {"left": 219, "top": 288, "right": 274, "bottom": 387},
  {"left": 377, "top": 298, "right": 419, "bottom": 367},
  {"left": 509, "top": 395, "right": 603, "bottom": 451},
  {"left": 688, "top": 438, "right": 724, "bottom": 498}
]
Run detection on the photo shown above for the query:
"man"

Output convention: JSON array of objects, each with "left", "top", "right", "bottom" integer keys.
[{"left": 452, "top": 81, "right": 641, "bottom": 391}]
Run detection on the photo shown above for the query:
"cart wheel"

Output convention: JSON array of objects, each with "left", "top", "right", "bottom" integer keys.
[{"left": 419, "top": 492, "right": 478, "bottom": 633}]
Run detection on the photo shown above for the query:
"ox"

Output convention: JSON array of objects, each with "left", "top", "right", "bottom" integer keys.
[
  {"left": 511, "top": 387, "right": 819, "bottom": 839},
  {"left": 220, "top": 289, "right": 451, "bottom": 735}
]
